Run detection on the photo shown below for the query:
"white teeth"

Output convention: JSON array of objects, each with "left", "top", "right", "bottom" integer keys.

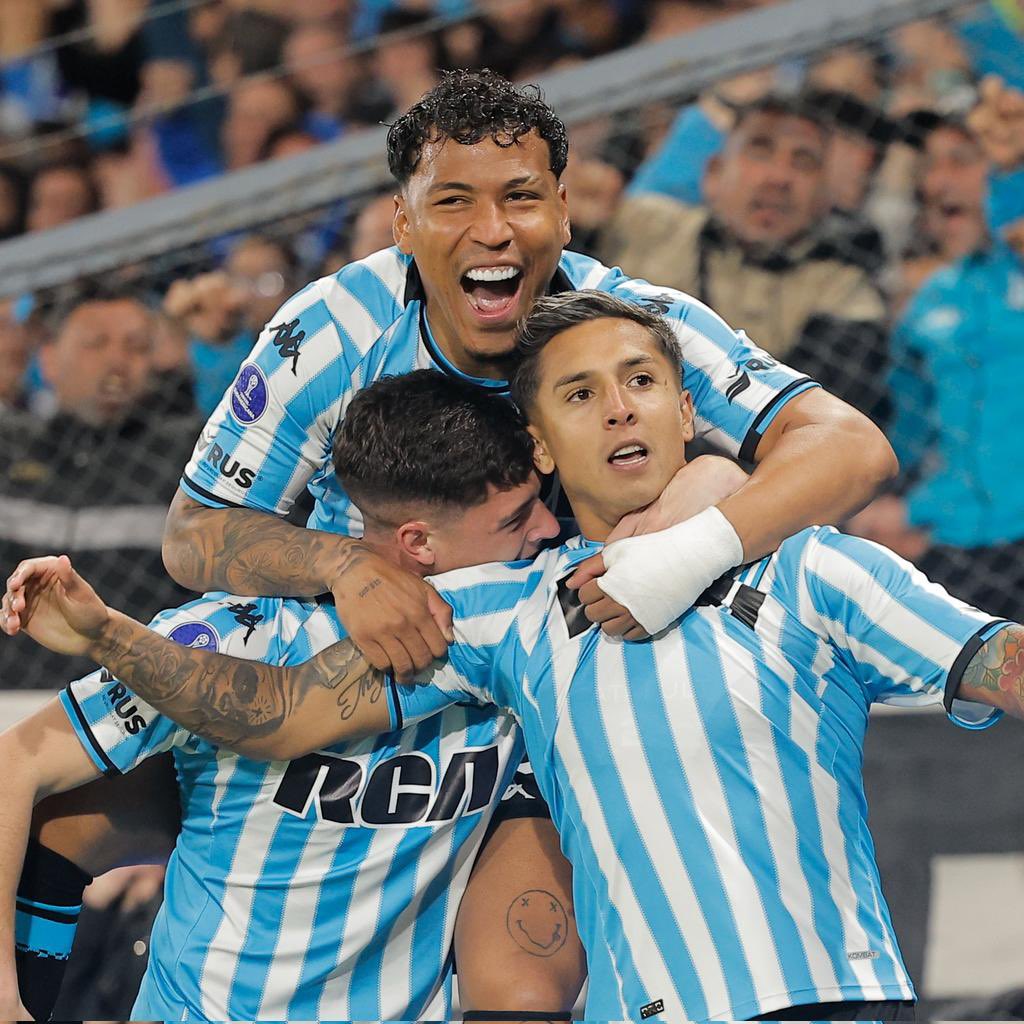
[
  {"left": 613, "top": 445, "right": 644, "bottom": 458},
  {"left": 464, "top": 266, "right": 520, "bottom": 282}
]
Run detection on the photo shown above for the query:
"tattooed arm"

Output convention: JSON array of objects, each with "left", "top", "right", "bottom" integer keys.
[
  {"left": 162, "top": 490, "right": 453, "bottom": 681},
  {"left": 3, "top": 555, "right": 392, "bottom": 760},
  {"left": 955, "top": 623, "right": 1024, "bottom": 720}
]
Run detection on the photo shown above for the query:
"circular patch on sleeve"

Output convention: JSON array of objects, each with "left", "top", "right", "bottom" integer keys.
[
  {"left": 166, "top": 621, "right": 221, "bottom": 652},
  {"left": 229, "top": 363, "right": 269, "bottom": 424}
]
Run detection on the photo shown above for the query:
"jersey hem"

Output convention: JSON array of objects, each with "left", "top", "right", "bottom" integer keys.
[
  {"left": 57, "top": 688, "right": 120, "bottom": 777},
  {"left": 708, "top": 982, "right": 916, "bottom": 1023},
  {"left": 738, "top": 377, "right": 818, "bottom": 463}
]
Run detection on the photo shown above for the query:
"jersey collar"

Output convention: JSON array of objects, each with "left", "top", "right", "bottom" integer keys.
[{"left": 406, "top": 257, "right": 575, "bottom": 395}]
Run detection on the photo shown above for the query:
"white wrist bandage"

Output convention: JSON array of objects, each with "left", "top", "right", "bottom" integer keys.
[{"left": 596, "top": 506, "right": 744, "bottom": 634}]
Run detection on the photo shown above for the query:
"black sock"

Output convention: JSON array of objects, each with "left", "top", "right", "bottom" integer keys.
[{"left": 14, "top": 839, "right": 92, "bottom": 1023}]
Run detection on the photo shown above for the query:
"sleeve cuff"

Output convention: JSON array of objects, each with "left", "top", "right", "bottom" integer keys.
[
  {"left": 178, "top": 474, "right": 242, "bottom": 510},
  {"left": 943, "top": 619, "right": 1014, "bottom": 730},
  {"left": 738, "top": 378, "right": 819, "bottom": 463},
  {"left": 58, "top": 688, "right": 121, "bottom": 776}
]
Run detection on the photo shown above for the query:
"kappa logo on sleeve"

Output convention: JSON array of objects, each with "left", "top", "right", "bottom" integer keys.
[
  {"left": 229, "top": 363, "right": 269, "bottom": 424},
  {"left": 167, "top": 621, "right": 221, "bottom": 652}
]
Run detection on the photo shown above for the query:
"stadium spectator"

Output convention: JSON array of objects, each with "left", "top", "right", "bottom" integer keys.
[
  {"left": 561, "top": 154, "right": 625, "bottom": 258},
  {"left": 164, "top": 235, "right": 298, "bottom": 416},
  {"left": 26, "top": 163, "right": 100, "bottom": 233},
  {"left": 363, "top": 10, "right": 445, "bottom": 121},
  {"left": 0, "top": 282, "right": 197, "bottom": 687},
  {"left": 894, "top": 111, "right": 990, "bottom": 307},
  {"left": 221, "top": 77, "right": 302, "bottom": 171},
  {"left": 601, "top": 95, "right": 890, "bottom": 421},
  {"left": 0, "top": 306, "right": 31, "bottom": 415},
  {"left": 347, "top": 193, "right": 398, "bottom": 263},
  {"left": 850, "top": 76, "right": 1024, "bottom": 622},
  {"left": 284, "top": 21, "right": 358, "bottom": 140}
]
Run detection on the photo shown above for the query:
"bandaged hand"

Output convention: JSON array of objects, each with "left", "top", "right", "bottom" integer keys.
[{"left": 596, "top": 507, "right": 743, "bottom": 635}]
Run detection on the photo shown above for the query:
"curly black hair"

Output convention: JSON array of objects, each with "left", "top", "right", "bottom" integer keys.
[{"left": 386, "top": 69, "right": 569, "bottom": 186}]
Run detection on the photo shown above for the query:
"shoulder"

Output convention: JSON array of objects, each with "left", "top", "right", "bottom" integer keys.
[
  {"left": 282, "top": 247, "right": 417, "bottom": 360},
  {"left": 429, "top": 548, "right": 564, "bottom": 608}
]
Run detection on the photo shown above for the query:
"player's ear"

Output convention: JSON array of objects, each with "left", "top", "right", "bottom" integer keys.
[
  {"left": 395, "top": 520, "right": 436, "bottom": 568},
  {"left": 527, "top": 425, "right": 555, "bottom": 475},
  {"left": 557, "top": 181, "right": 571, "bottom": 247},
  {"left": 394, "top": 194, "right": 414, "bottom": 255},
  {"left": 679, "top": 389, "right": 695, "bottom": 444}
]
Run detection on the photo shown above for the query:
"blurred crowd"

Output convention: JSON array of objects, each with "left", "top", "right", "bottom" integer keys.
[{"left": 3, "top": 0, "right": 1024, "bottom": 695}]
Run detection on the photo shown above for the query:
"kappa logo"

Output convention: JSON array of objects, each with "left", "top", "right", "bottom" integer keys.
[
  {"left": 167, "top": 621, "right": 221, "bottom": 652},
  {"left": 227, "top": 601, "right": 263, "bottom": 644},
  {"left": 229, "top": 363, "right": 269, "bottom": 424},
  {"left": 269, "top": 318, "right": 306, "bottom": 374}
]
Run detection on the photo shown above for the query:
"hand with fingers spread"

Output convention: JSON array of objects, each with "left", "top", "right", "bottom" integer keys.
[
  {"left": 328, "top": 542, "right": 454, "bottom": 682},
  {"left": 3, "top": 555, "right": 111, "bottom": 657}
]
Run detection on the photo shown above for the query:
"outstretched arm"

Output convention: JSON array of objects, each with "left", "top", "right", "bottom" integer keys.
[
  {"left": 3, "top": 556, "right": 391, "bottom": 760},
  {"left": 956, "top": 624, "right": 1024, "bottom": 720},
  {"left": 160, "top": 489, "right": 452, "bottom": 681}
]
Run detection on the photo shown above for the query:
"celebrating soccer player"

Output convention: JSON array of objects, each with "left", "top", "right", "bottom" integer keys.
[
  {"left": 2, "top": 68, "right": 896, "bottom": 1020},
  {"left": 7, "top": 292, "right": 1023, "bottom": 1019}
]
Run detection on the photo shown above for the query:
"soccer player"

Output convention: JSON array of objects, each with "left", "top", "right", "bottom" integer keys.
[
  {"left": 2, "top": 67, "right": 896, "bottom": 1018},
  {"left": 0, "top": 378, "right": 589, "bottom": 1021},
  {"left": 11, "top": 296, "right": 1022, "bottom": 1021}
]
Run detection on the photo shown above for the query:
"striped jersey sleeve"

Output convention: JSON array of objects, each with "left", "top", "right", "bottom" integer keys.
[
  {"left": 180, "top": 251, "right": 412, "bottom": 517},
  {"left": 58, "top": 595, "right": 303, "bottom": 775},
  {"left": 393, "top": 560, "right": 542, "bottom": 727},
  {"left": 561, "top": 251, "right": 820, "bottom": 461},
  {"left": 797, "top": 526, "right": 1011, "bottom": 728}
]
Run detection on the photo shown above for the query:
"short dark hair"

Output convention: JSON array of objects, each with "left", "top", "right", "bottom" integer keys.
[
  {"left": 386, "top": 69, "right": 569, "bottom": 186},
  {"left": 334, "top": 369, "right": 536, "bottom": 515},
  {"left": 731, "top": 94, "right": 831, "bottom": 139},
  {"left": 510, "top": 290, "right": 683, "bottom": 414},
  {"left": 37, "top": 277, "right": 152, "bottom": 340}
]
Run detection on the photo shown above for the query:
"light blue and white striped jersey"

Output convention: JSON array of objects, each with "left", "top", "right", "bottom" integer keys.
[
  {"left": 59, "top": 593, "right": 524, "bottom": 1022},
  {"left": 394, "top": 526, "right": 1009, "bottom": 1021},
  {"left": 180, "top": 247, "right": 817, "bottom": 535}
]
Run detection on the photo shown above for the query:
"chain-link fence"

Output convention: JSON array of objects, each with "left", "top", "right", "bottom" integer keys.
[
  {"left": 4, "top": 0, "right": 1024, "bottom": 686},
  {"left": 2, "top": 1, "right": 1024, "bottom": 1019}
]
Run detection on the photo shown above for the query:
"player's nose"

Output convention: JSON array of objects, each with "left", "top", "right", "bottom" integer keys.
[{"left": 468, "top": 200, "right": 514, "bottom": 248}]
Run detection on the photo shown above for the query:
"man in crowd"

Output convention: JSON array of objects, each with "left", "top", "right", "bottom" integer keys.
[
  {"left": 851, "top": 76, "right": 1024, "bottom": 622},
  {"left": 0, "top": 282, "right": 197, "bottom": 687},
  {"left": 6, "top": 297, "right": 1019, "bottom": 1020},
  {"left": 601, "top": 95, "right": 890, "bottom": 422},
  {"left": 2, "top": 69, "right": 895, "bottom": 1018}
]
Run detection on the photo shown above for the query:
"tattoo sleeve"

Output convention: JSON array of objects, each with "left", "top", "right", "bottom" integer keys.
[
  {"left": 956, "top": 623, "right": 1024, "bottom": 720},
  {"left": 91, "top": 610, "right": 388, "bottom": 757},
  {"left": 163, "top": 493, "right": 366, "bottom": 597}
]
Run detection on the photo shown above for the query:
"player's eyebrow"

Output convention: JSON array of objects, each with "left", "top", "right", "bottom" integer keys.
[
  {"left": 551, "top": 354, "right": 657, "bottom": 391},
  {"left": 428, "top": 180, "right": 476, "bottom": 193}
]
